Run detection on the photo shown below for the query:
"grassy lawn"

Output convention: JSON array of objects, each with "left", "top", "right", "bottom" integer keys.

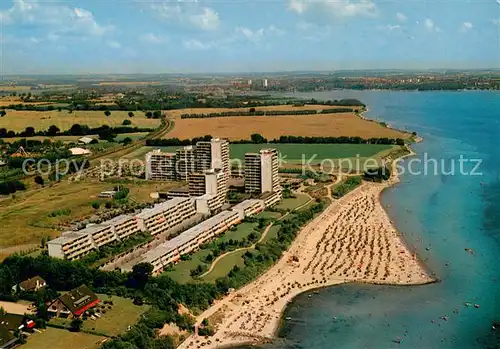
[
  {"left": 49, "top": 295, "right": 149, "bottom": 337},
  {"left": 255, "top": 211, "right": 282, "bottom": 220},
  {"left": 219, "top": 222, "right": 257, "bottom": 243},
  {"left": 260, "top": 225, "right": 281, "bottom": 244},
  {"left": 84, "top": 295, "right": 150, "bottom": 336},
  {"left": 0, "top": 180, "right": 178, "bottom": 252},
  {"left": 201, "top": 250, "right": 247, "bottom": 283},
  {"left": 1, "top": 110, "right": 160, "bottom": 133},
  {"left": 22, "top": 328, "right": 105, "bottom": 349},
  {"left": 275, "top": 194, "right": 311, "bottom": 211},
  {"left": 163, "top": 249, "right": 212, "bottom": 284},
  {"left": 124, "top": 144, "right": 396, "bottom": 167}
]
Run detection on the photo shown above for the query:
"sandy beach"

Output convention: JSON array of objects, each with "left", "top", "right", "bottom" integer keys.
[{"left": 175, "top": 167, "right": 434, "bottom": 349}]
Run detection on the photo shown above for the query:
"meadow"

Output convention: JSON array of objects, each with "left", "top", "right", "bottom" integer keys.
[{"left": 0, "top": 110, "right": 160, "bottom": 133}]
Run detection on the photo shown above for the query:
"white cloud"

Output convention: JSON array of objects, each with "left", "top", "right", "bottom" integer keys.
[
  {"left": 183, "top": 39, "right": 216, "bottom": 50},
  {"left": 288, "top": 0, "right": 377, "bottom": 18},
  {"left": 140, "top": 33, "right": 168, "bottom": 44},
  {"left": 379, "top": 24, "right": 401, "bottom": 31},
  {"left": 0, "top": 0, "right": 113, "bottom": 37},
  {"left": 235, "top": 26, "right": 283, "bottom": 42},
  {"left": 107, "top": 40, "right": 121, "bottom": 49},
  {"left": 424, "top": 18, "right": 441, "bottom": 32},
  {"left": 459, "top": 21, "right": 473, "bottom": 32},
  {"left": 189, "top": 8, "right": 220, "bottom": 31},
  {"left": 150, "top": 2, "right": 220, "bottom": 31},
  {"left": 396, "top": 12, "right": 407, "bottom": 22}
]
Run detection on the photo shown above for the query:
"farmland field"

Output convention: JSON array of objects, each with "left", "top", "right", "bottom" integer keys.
[
  {"left": 0, "top": 110, "right": 160, "bottom": 133},
  {"left": 165, "top": 107, "right": 408, "bottom": 141}
]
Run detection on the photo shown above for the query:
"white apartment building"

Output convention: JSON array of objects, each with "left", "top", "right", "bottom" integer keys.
[
  {"left": 135, "top": 197, "right": 196, "bottom": 236},
  {"left": 195, "top": 194, "right": 224, "bottom": 215},
  {"left": 245, "top": 149, "right": 281, "bottom": 196},
  {"left": 142, "top": 210, "right": 241, "bottom": 274},
  {"left": 232, "top": 199, "right": 265, "bottom": 220},
  {"left": 145, "top": 150, "right": 177, "bottom": 181},
  {"left": 176, "top": 146, "right": 196, "bottom": 181},
  {"left": 102, "top": 214, "right": 141, "bottom": 240},
  {"left": 48, "top": 231, "right": 94, "bottom": 261}
]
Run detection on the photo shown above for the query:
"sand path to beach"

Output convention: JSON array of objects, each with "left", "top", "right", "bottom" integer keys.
[{"left": 176, "top": 178, "right": 434, "bottom": 349}]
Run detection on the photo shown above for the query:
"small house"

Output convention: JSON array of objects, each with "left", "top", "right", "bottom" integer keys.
[
  {"left": 48, "top": 285, "right": 99, "bottom": 318},
  {"left": 0, "top": 314, "right": 34, "bottom": 332},
  {"left": 78, "top": 137, "right": 94, "bottom": 145},
  {"left": 13, "top": 276, "right": 47, "bottom": 293}
]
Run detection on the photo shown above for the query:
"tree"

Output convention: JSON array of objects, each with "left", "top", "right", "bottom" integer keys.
[
  {"left": 91, "top": 201, "right": 100, "bottom": 209},
  {"left": 40, "top": 237, "right": 46, "bottom": 249},
  {"left": 34, "top": 175, "right": 44, "bottom": 186},
  {"left": 153, "top": 110, "right": 162, "bottom": 119},
  {"left": 250, "top": 133, "right": 266, "bottom": 144},
  {"left": 47, "top": 125, "right": 60, "bottom": 136},
  {"left": 24, "top": 126, "right": 35, "bottom": 137},
  {"left": 145, "top": 111, "right": 153, "bottom": 118},
  {"left": 122, "top": 119, "right": 132, "bottom": 126},
  {"left": 0, "top": 110, "right": 6, "bottom": 117},
  {"left": 122, "top": 137, "right": 133, "bottom": 146},
  {"left": 70, "top": 318, "right": 83, "bottom": 332},
  {"left": 249, "top": 107, "right": 256, "bottom": 113},
  {"left": 128, "top": 112, "right": 134, "bottom": 117},
  {"left": 128, "top": 262, "right": 153, "bottom": 289},
  {"left": 104, "top": 110, "right": 111, "bottom": 117}
]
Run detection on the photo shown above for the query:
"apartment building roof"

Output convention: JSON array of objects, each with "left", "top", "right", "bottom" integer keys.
[
  {"left": 232, "top": 199, "right": 263, "bottom": 211},
  {"left": 101, "top": 214, "right": 134, "bottom": 226},
  {"left": 136, "top": 197, "right": 192, "bottom": 219},
  {"left": 48, "top": 231, "right": 89, "bottom": 246},
  {"left": 143, "top": 210, "right": 239, "bottom": 263}
]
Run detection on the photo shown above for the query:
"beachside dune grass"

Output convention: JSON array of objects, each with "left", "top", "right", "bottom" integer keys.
[{"left": 0, "top": 110, "right": 160, "bottom": 133}]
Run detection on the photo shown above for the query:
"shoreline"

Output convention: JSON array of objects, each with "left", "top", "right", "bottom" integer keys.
[{"left": 175, "top": 145, "right": 435, "bottom": 349}]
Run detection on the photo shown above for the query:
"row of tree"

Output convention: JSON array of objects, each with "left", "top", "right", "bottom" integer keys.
[
  {"left": 180, "top": 107, "right": 357, "bottom": 119},
  {"left": 147, "top": 134, "right": 406, "bottom": 147}
]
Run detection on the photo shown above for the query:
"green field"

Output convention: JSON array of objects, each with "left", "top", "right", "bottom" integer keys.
[
  {"left": 219, "top": 222, "right": 258, "bottom": 243},
  {"left": 275, "top": 194, "right": 311, "bottom": 211},
  {"left": 22, "top": 328, "right": 105, "bottom": 349},
  {"left": 260, "top": 225, "right": 281, "bottom": 243},
  {"left": 163, "top": 249, "right": 212, "bottom": 284},
  {"left": 201, "top": 250, "right": 247, "bottom": 283},
  {"left": 125, "top": 144, "right": 395, "bottom": 165}
]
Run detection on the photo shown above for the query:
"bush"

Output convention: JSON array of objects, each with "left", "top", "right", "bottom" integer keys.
[
  {"left": 91, "top": 201, "right": 100, "bottom": 209},
  {"left": 122, "top": 119, "right": 132, "bottom": 126}
]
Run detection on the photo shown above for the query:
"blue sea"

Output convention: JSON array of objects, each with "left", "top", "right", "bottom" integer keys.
[{"left": 251, "top": 90, "right": 500, "bottom": 349}]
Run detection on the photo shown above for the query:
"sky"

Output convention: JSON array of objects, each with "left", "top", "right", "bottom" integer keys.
[{"left": 0, "top": 0, "right": 499, "bottom": 74}]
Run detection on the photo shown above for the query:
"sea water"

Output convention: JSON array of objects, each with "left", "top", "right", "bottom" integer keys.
[{"left": 247, "top": 90, "right": 500, "bottom": 349}]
